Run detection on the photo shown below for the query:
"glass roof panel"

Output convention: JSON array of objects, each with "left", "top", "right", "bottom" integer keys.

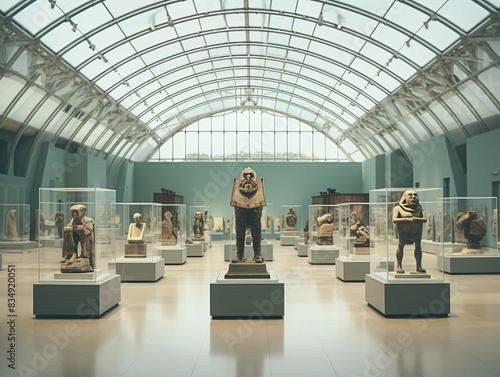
[
  {"left": 458, "top": 81, "right": 498, "bottom": 119},
  {"left": 41, "top": 22, "right": 78, "bottom": 53},
  {"left": 104, "top": 0, "right": 159, "bottom": 19},
  {"left": 117, "top": 9, "right": 166, "bottom": 37},
  {"left": 181, "top": 36, "right": 206, "bottom": 51},
  {"left": 222, "top": 0, "right": 245, "bottom": 9},
  {"left": 102, "top": 43, "right": 137, "bottom": 67},
  {"left": 289, "top": 35, "right": 311, "bottom": 50},
  {"left": 291, "top": 18, "right": 315, "bottom": 35},
  {"left": 199, "top": 15, "right": 225, "bottom": 30},
  {"left": 167, "top": 1, "right": 197, "bottom": 19},
  {"left": 62, "top": 40, "right": 96, "bottom": 67},
  {"left": 373, "top": 71, "right": 400, "bottom": 92},
  {"left": 271, "top": 0, "right": 298, "bottom": 12},
  {"left": 71, "top": 3, "right": 113, "bottom": 35},
  {"left": 310, "top": 42, "right": 353, "bottom": 66},
  {"left": 385, "top": 2, "right": 428, "bottom": 34},
  {"left": 141, "top": 42, "right": 182, "bottom": 65},
  {"left": 313, "top": 26, "right": 365, "bottom": 54},
  {"left": 90, "top": 25, "right": 126, "bottom": 52},
  {"left": 416, "top": 19, "right": 460, "bottom": 51},
  {"left": 438, "top": 0, "right": 489, "bottom": 32},
  {"left": 413, "top": 0, "right": 447, "bottom": 13},
  {"left": 295, "top": 0, "right": 323, "bottom": 18},
  {"left": 364, "top": 85, "right": 386, "bottom": 102},
  {"left": 0, "top": 1, "right": 20, "bottom": 12},
  {"left": 194, "top": 0, "right": 221, "bottom": 13},
  {"left": 174, "top": 19, "right": 202, "bottom": 36},
  {"left": 80, "top": 57, "right": 112, "bottom": 81},
  {"left": 398, "top": 39, "right": 435, "bottom": 67},
  {"left": 371, "top": 24, "right": 408, "bottom": 54},
  {"left": 204, "top": 32, "right": 228, "bottom": 45},
  {"left": 13, "top": 2, "right": 65, "bottom": 34},
  {"left": 229, "top": 45, "right": 247, "bottom": 55},
  {"left": 349, "top": 58, "right": 378, "bottom": 81},
  {"left": 225, "top": 13, "right": 246, "bottom": 27},
  {"left": 268, "top": 31, "right": 291, "bottom": 46},
  {"left": 269, "top": 14, "right": 294, "bottom": 30}
]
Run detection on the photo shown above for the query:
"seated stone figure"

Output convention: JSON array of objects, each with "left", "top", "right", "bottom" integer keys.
[
  {"left": 61, "top": 205, "right": 94, "bottom": 272},
  {"left": 456, "top": 211, "right": 486, "bottom": 254},
  {"left": 5, "top": 209, "right": 18, "bottom": 241},
  {"left": 351, "top": 220, "right": 370, "bottom": 248},
  {"left": 284, "top": 207, "right": 299, "bottom": 236}
]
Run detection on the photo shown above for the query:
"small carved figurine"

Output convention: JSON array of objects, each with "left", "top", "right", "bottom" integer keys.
[
  {"left": 61, "top": 205, "right": 94, "bottom": 272},
  {"left": 456, "top": 211, "right": 486, "bottom": 254},
  {"left": 162, "top": 211, "right": 177, "bottom": 246},
  {"left": 5, "top": 209, "right": 18, "bottom": 241},
  {"left": 317, "top": 214, "right": 334, "bottom": 245},
  {"left": 192, "top": 211, "right": 205, "bottom": 240}
]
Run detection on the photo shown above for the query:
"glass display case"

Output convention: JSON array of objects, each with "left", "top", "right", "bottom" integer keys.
[
  {"left": 441, "top": 197, "right": 498, "bottom": 256},
  {"left": 189, "top": 205, "right": 211, "bottom": 241},
  {"left": 368, "top": 188, "right": 444, "bottom": 282},
  {"left": 338, "top": 203, "right": 370, "bottom": 258},
  {"left": 280, "top": 205, "right": 302, "bottom": 236},
  {"left": 160, "top": 204, "right": 186, "bottom": 247},
  {"left": 0, "top": 203, "right": 30, "bottom": 242},
  {"left": 115, "top": 203, "right": 161, "bottom": 261},
  {"left": 38, "top": 188, "right": 116, "bottom": 283},
  {"left": 308, "top": 205, "right": 339, "bottom": 247}
]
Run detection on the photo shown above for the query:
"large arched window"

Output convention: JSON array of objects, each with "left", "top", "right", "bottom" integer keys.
[{"left": 149, "top": 110, "right": 355, "bottom": 162}]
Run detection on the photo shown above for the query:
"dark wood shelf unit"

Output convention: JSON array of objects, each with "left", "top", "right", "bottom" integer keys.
[
  {"left": 153, "top": 192, "right": 184, "bottom": 204},
  {"left": 312, "top": 193, "right": 369, "bottom": 205}
]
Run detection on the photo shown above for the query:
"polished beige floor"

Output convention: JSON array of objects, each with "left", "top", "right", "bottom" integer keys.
[{"left": 1, "top": 241, "right": 500, "bottom": 377}]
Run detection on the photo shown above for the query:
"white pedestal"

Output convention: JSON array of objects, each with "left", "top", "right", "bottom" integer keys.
[
  {"left": 0, "top": 241, "right": 37, "bottom": 253},
  {"left": 297, "top": 243, "right": 309, "bottom": 257},
  {"left": 365, "top": 273, "right": 450, "bottom": 317},
  {"left": 437, "top": 254, "right": 500, "bottom": 274},
  {"left": 280, "top": 235, "right": 297, "bottom": 246},
  {"left": 187, "top": 243, "right": 205, "bottom": 257},
  {"left": 210, "top": 271, "right": 284, "bottom": 318},
  {"left": 224, "top": 242, "right": 273, "bottom": 261},
  {"left": 336, "top": 257, "right": 370, "bottom": 282},
  {"left": 158, "top": 245, "right": 187, "bottom": 264},
  {"left": 33, "top": 274, "right": 121, "bottom": 318},
  {"left": 308, "top": 246, "right": 339, "bottom": 264},
  {"left": 294, "top": 237, "right": 302, "bottom": 250},
  {"left": 116, "top": 257, "right": 164, "bottom": 282},
  {"left": 421, "top": 240, "right": 459, "bottom": 255}
]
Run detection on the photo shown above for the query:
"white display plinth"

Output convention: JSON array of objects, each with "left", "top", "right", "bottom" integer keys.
[
  {"left": 224, "top": 242, "right": 273, "bottom": 261},
  {"left": 158, "top": 245, "right": 187, "bottom": 264},
  {"left": 365, "top": 273, "right": 450, "bottom": 317},
  {"left": 0, "top": 241, "right": 37, "bottom": 253},
  {"left": 280, "top": 235, "right": 297, "bottom": 246},
  {"left": 297, "top": 243, "right": 309, "bottom": 257},
  {"left": 187, "top": 242, "right": 205, "bottom": 257},
  {"left": 210, "top": 271, "right": 284, "bottom": 318},
  {"left": 116, "top": 257, "right": 164, "bottom": 282},
  {"left": 294, "top": 237, "right": 302, "bottom": 249},
  {"left": 33, "top": 274, "right": 121, "bottom": 317},
  {"left": 437, "top": 254, "right": 500, "bottom": 274},
  {"left": 308, "top": 246, "right": 339, "bottom": 264},
  {"left": 422, "top": 240, "right": 463, "bottom": 255},
  {"left": 336, "top": 257, "right": 370, "bottom": 282}
]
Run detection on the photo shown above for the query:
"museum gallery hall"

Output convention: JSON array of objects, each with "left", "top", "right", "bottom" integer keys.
[{"left": 1, "top": 1, "right": 500, "bottom": 377}]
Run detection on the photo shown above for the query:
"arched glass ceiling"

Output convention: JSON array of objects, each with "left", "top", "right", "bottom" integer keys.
[{"left": 0, "top": 0, "right": 499, "bottom": 168}]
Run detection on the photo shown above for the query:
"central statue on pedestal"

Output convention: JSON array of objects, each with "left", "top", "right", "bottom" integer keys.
[{"left": 229, "top": 167, "right": 267, "bottom": 264}]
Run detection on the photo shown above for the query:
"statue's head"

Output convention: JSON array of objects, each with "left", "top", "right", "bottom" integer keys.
[
  {"left": 133, "top": 213, "right": 142, "bottom": 225},
  {"left": 239, "top": 167, "right": 258, "bottom": 197},
  {"left": 70, "top": 204, "right": 86, "bottom": 221},
  {"left": 350, "top": 211, "right": 358, "bottom": 224},
  {"left": 289, "top": 207, "right": 293, "bottom": 212},
  {"left": 318, "top": 213, "right": 333, "bottom": 226},
  {"left": 195, "top": 211, "right": 203, "bottom": 220},
  {"left": 164, "top": 211, "right": 172, "bottom": 220},
  {"left": 400, "top": 190, "right": 419, "bottom": 207}
]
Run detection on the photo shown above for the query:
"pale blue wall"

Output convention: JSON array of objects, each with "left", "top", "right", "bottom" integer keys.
[
  {"left": 133, "top": 161, "right": 363, "bottom": 223},
  {"left": 467, "top": 128, "right": 500, "bottom": 197},
  {"left": 413, "top": 135, "right": 466, "bottom": 196},
  {"left": 362, "top": 155, "right": 385, "bottom": 192}
]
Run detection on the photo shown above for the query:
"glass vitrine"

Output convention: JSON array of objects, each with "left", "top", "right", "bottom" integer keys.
[
  {"left": 308, "top": 205, "right": 339, "bottom": 246},
  {"left": 338, "top": 202, "right": 370, "bottom": 258},
  {"left": 0, "top": 203, "right": 30, "bottom": 241},
  {"left": 38, "top": 188, "right": 116, "bottom": 283},
  {"left": 280, "top": 205, "right": 302, "bottom": 236},
  {"left": 189, "top": 205, "right": 211, "bottom": 241},
  {"left": 160, "top": 204, "right": 186, "bottom": 247}
]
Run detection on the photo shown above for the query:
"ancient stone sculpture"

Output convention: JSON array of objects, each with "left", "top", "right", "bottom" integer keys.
[
  {"left": 162, "top": 211, "right": 177, "bottom": 246},
  {"left": 349, "top": 211, "right": 358, "bottom": 237},
  {"left": 493, "top": 209, "right": 498, "bottom": 237},
  {"left": 214, "top": 216, "right": 224, "bottom": 231},
  {"left": 192, "top": 211, "right": 205, "bottom": 240},
  {"left": 284, "top": 207, "right": 299, "bottom": 236},
  {"left": 125, "top": 213, "right": 146, "bottom": 257},
  {"left": 55, "top": 212, "right": 64, "bottom": 239},
  {"left": 317, "top": 213, "right": 334, "bottom": 245},
  {"left": 456, "top": 211, "right": 486, "bottom": 254},
  {"left": 229, "top": 167, "right": 266, "bottom": 263},
  {"left": 5, "top": 209, "right": 18, "bottom": 241},
  {"left": 426, "top": 214, "right": 434, "bottom": 241},
  {"left": 61, "top": 205, "right": 95, "bottom": 272},
  {"left": 352, "top": 221, "right": 370, "bottom": 249},
  {"left": 304, "top": 220, "right": 310, "bottom": 245},
  {"left": 185, "top": 238, "right": 193, "bottom": 244},
  {"left": 392, "top": 190, "right": 427, "bottom": 275}
]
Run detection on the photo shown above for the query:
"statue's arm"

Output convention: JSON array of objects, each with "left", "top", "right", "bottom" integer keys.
[
  {"left": 413, "top": 210, "right": 427, "bottom": 223},
  {"left": 392, "top": 207, "right": 412, "bottom": 223}
]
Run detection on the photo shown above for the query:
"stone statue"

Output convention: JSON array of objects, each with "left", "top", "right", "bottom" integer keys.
[
  {"left": 61, "top": 205, "right": 94, "bottom": 272},
  {"left": 284, "top": 207, "right": 298, "bottom": 236},
  {"left": 352, "top": 221, "right": 370, "bottom": 248},
  {"left": 349, "top": 211, "right": 358, "bottom": 237},
  {"left": 227, "top": 216, "right": 231, "bottom": 240},
  {"left": 456, "top": 211, "right": 486, "bottom": 254},
  {"left": 426, "top": 214, "right": 434, "bottom": 241},
  {"left": 5, "top": 209, "right": 18, "bottom": 241},
  {"left": 229, "top": 167, "right": 266, "bottom": 263},
  {"left": 493, "top": 209, "right": 498, "bottom": 237},
  {"left": 317, "top": 213, "right": 334, "bottom": 245},
  {"left": 192, "top": 211, "right": 205, "bottom": 240},
  {"left": 455, "top": 212, "right": 467, "bottom": 243},
  {"left": 55, "top": 212, "right": 64, "bottom": 239},
  {"left": 125, "top": 213, "right": 147, "bottom": 257},
  {"left": 162, "top": 211, "right": 177, "bottom": 246},
  {"left": 303, "top": 220, "right": 310, "bottom": 245},
  {"left": 392, "top": 190, "right": 427, "bottom": 275}
]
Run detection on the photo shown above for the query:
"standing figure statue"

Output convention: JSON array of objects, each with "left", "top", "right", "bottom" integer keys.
[
  {"left": 61, "top": 204, "right": 95, "bottom": 272},
  {"left": 230, "top": 167, "right": 267, "bottom": 263},
  {"left": 162, "top": 211, "right": 177, "bottom": 246},
  {"left": 284, "top": 207, "right": 299, "bottom": 236},
  {"left": 392, "top": 190, "right": 427, "bottom": 274},
  {"left": 192, "top": 211, "right": 205, "bottom": 240},
  {"left": 5, "top": 209, "right": 18, "bottom": 241}
]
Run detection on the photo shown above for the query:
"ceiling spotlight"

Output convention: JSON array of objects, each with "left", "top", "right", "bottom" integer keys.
[
  {"left": 71, "top": 22, "right": 77, "bottom": 32},
  {"left": 150, "top": 25, "right": 156, "bottom": 31},
  {"left": 48, "top": 0, "right": 56, "bottom": 9},
  {"left": 317, "top": 11, "right": 324, "bottom": 27},
  {"left": 423, "top": 21, "right": 429, "bottom": 29},
  {"left": 88, "top": 41, "right": 95, "bottom": 51},
  {"left": 337, "top": 24, "right": 342, "bottom": 30},
  {"left": 167, "top": 14, "right": 174, "bottom": 27},
  {"left": 406, "top": 39, "right": 411, "bottom": 47}
]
